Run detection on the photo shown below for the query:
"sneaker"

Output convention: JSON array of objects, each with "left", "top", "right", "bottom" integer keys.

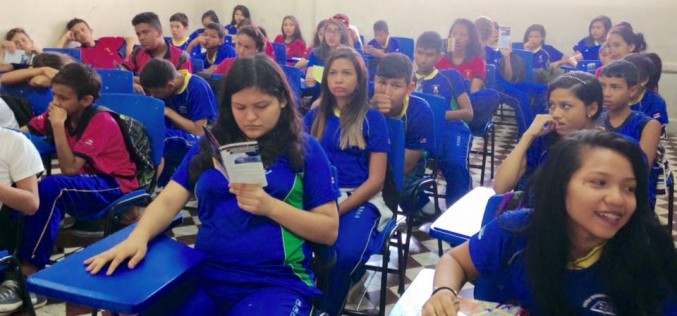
[
  {"left": 69, "top": 220, "right": 105, "bottom": 238},
  {"left": 345, "top": 272, "right": 369, "bottom": 307},
  {"left": 0, "top": 280, "right": 22, "bottom": 313},
  {"left": 30, "top": 292, "right": 47, "bottom": 309}
]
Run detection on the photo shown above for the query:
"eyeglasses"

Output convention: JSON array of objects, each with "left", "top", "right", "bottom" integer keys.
[{"left": 325, "top": 28, "right": 340, "bottom": 36}]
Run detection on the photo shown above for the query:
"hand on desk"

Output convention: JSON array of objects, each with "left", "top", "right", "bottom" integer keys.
[
  {"left": 84, "top": 235, "right": 148, "bottom": 276},
  {"left": 421, "top": 289, "right": 460, "bottom": 316}
]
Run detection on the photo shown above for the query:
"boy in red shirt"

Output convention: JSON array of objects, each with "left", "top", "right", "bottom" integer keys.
[{"left": 54, "top": 18, "right": 135, "bottom": 69}]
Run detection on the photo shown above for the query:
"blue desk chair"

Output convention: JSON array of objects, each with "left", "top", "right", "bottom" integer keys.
[
  {"left": 512, "top": 49, "right": 534, "bottom": 83},
  {"left": 27, "top": 216, "right": 204, "bottom": 315},
  {"left": 576, "top": 60, "right": 602, "bottom": 74},
  {"left": 467, "top": 66, "right": 500, "bottom": 186},
  {"left": 191, "top": 58, "right": 205, "bottom": 73},
  {"left": 511, "top": 42, "right": 524, "bottom": 50},
  {"left": 272, "top": 43, "right": 287, "bottom": 66},
  {"left": 0, "top": 84, "right": 53, "bottom": 115},
  {"left": 95, "top": 94, "right": 166, "bottom": 236},
  {"left": 43, "top": 48, "right": 82, "bottom": 62},
  {"left": 97, "top": 69, "right": 134, "bottom": 94},
  {"left": 344, "top": 119, "right": 406, "bottom": 316},
  {"left": 391, "top": 37, "right": 414, "bottom": 61},
  {"left": 282, "top": 65, "right": 303, "bottom": 107}
]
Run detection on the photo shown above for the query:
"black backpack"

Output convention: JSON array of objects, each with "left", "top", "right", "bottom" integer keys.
[
  {"left": 97, "top": 107, "right": 156, "bottom": 192},
  {"left": 1, "top": 95, "right": 34, "bottom": 127}
]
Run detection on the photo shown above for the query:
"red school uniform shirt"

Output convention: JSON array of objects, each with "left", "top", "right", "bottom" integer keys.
[
  {"left": 27, "top": 109, "right": 139, "bottom": 193},
  {"left": 273, "top": 35, "right": 307, "bottom": 59},
  {"left": 436, "top": 55, "right": 487, "bottom": 81},
  {"left": 80, "top": 37, "right": 126, "bottom": 69},
  {"left": 122, "top": 40, "right": 192, "bottom": 75}
]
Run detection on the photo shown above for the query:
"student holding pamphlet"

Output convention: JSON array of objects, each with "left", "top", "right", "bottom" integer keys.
[
  {"left": 85, "top": 55, "right": 340, "bottom": 316},
  {"left": 423, "top": 131, "right": 677, "bottom": 315}
]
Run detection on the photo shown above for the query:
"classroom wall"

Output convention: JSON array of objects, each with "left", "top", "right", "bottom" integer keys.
[{"left": 224, "top": 0, "right": 677, "bottom": 132}]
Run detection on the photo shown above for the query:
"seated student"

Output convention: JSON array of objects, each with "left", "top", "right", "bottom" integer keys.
[
  {"left": 273, "top": 15, "right": 307, "bottom": 59},
  {"left": 598, "top": 60, "right": 661, "bottom": 208},
  {"left": 225, "top": 5, "right": 250, "bottom": 35},
  {"left": 85, "top": 55, "right": 339, "bottom": 316},
  {"left": 185, "top": 10, "right": 220, "bottom": 56},
  {"left": 365, "top": 20, "right": 400, "bottom": 58},
  {"left": 422, "top": 130, "right": 677, "bottom": 316},
  {"left": 0, "top": 52, "right": 73, "bottom": 88},
  {"left": 0, "top": 128, "right": 45, "bottom": 314},
  {"left": 304, "top": 47, "right": 390, "bottom": 316},
  {"left": 139, "top": 59, "right": 217, "bottom": 186},
  {"left": 573, "top": 15, "right": 612, "bottom": 62},
  {"left": 602, "top": 24, "right": 647, "bottom": 65},
  {"left": 412, "top": 31, "right": 473, "bottom": 207},
  {"left": 122, "top": 11, "right": 192, "bottom": 92},
  {"left": 0, "top": 28, "right": 42, "bottom": 73},
  {"left": 645, "top": 52, "right": 662, "bottom": 93},
  {"left": 371, "top": 53, "right": 435, "bottom": 215},
  {"left": 305, "top": 18, "right": 352, "bottom": 88},
  {"left": 436, "top": 18, "right": 486, "bottom": 93},
  {"left": 295, "top": 19, "right": 327, "bottom": 69},
  {"left": 206, "top": 25, "right": 266, "bottom": 75},
  {"left": 187, "top": 23, "right": 235, "bottom": 69},
  {"left": 168, "top": 13, "right": 190, "bottom": 51},
  {"left": 523, "top": 24, "right": 567, "bottom": 70},
  {"left": 494, "top": 72, "right": 602, "bottom": 194},
  {"left": 54, "top": 18, "right": 135, "bottom": 69},
  {"left": 623, "top": 53, "right": 668, "bottom": 125},
  {"left": 332, "top": 14, "right": 362, "bottom": 51},
  {"left": 17, "top": 63, "right": 138, "bottom": 280}
]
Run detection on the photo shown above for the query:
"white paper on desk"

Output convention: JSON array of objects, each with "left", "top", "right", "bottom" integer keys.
[
  {"left": 498, "top": 27, "right": 511, "bottom": 50},
  {"left": 431, "top": 187, "right": 496, "bottom": 237},
  {"left": 3, "top": 49, "right": 27, "bottom": 64}
]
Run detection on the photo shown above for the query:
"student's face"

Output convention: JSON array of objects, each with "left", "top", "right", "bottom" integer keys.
[
  {"left": 234, "top": 10, "right": 245, "bottom": 24},
  {"left": 327, "top": 58, "right": 359, "bottom": 101},
  {"left": 235, "top": 34, "right": 258, "bottom": 58},
  {"left": 599, "top": 46, "right": 610, "bottom": 65},
  {"left": 134, "top": 23, "right": 163, "bottom": 50},
  {"left": 374, "top": 76, "right": 412, "bottom": 113},
  {"left": 170, "top": 21, "right": 187, "bottom": 39},
  {"left": 374, "top": 30, "right": 388, "bottom": 46},
  {"left": 11, "top": 33, "right": 33, "bottom": 51},
  {"left": 202, "top": 18, "right": 215, "bottom": 28},
  {"left": 450, "top": 24, "right": 469, "bottom": 51},
  {"left": 51, "top": 83, "right": 91, "bottom": 116},
  {"left": 324, "top": 24, "right": 341, "bottom": 48},
  {"left": 605, "top": 33, "right": 635, "bottom": 61},
  {"left": 231, "top": 87, "right": 285, "bottom": 140},
  {"left": 145, "top": 83, "right": 175, "bottom": 100},
  {"left": 590, "top": 21, "right": 606, "bottom": 42},
  {"left": 600, "top": 76, "right": 635, "bottom": 111},
  {"left": 527, "top": 31, "right": 543, "bottom": 47},
  {"left": 548, "top": 88, "right": 597, "bottom": 136},
  {"left": 283, "top": 19, "right": 296, "bottom": 37},
  {"left": 203, "top": 29, "right": 223, "bottom": 49},
  {"left": 414, "top": 47, "right": 440, "bottom": 74},
  {"left": 70, "top": 22, "right": 93, "bottom": 45},
  {"left": 565, "top": 148, "right": 637, "bottom": 250}
]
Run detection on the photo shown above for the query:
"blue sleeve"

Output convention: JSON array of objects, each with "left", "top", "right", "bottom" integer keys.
[
  {"left": 647, "top": 92, "right": 669, "bottom": 125},
  {"left": 302, "top": 135, "right": 341, "bottom": 209},
  {"left": 544, "top": 45, "right": 564, "bottom": 62},
  {"left": 307, "top": 51, "right": 320, "bottom": 68},
  {"left": 171, "top": 141, "right": 202, "bottom": 191},
  {"left": 188, "top": 29, "right": 203, "bottom": 44},
  {"left": 187, "top": 77, "right": 218, "bottom": 122},
  {"left": 441, "top": 69, "right": 468, "bottom": 99},
  {"left": 406, "top": 98, "right": 435, "bottom": 152},
  {"left": 215, "top": 44, "right": 237, "bottom": 64},
  {"left": 367, "top": 39, "right": 377, "bottom": 47},
  {"left": 366, "top": 109, "right": 389, "bottom": 153},
  {"left": 468, "top": 210, "right": 530, "bottom": 275},
  {"left": 573, "top": 38, "right": 587, "bottom": 52}
]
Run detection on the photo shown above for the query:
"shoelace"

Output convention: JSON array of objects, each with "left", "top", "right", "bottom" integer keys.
[{"left": 0, "top": 283, "right": 18, "bottom": 301}]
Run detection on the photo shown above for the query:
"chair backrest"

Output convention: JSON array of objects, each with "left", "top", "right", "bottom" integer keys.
[
  {"left": 485, "top": 64, "right": 497, "bottom": 89},
  {"left": 282, "top": 65, "right": 302, "bottom": 107},
  {"left": 412, "top": 92, "right": 446, "bottom": 158},
  {"left": 391, "top": 36, "right": 414, "bottom": 60},
  {"left": 191, "top": 58, "right": 205, "bottom": 73},
  {"left": 43, "top": 48, "right": 82, "bottom": 62},
  {"left": 272, "top": 43, "right": 287, "bottom": 65},
  {"left": 512, "top": 49, "right": 534, "bottom": 82},
  {"left": 96, "top": 69, "right": 134, "bottom": 94},
  {"left": 97, "top": 94, "right": 166, "bottom": 167},
  {"left": 385, "top": 118, "right": 405, "bottom": 192},
  {"left": 511, "top": 42, "right": 524, "bottom": 50},
  {"left": 0, "top": 84, "right": 53, "bottom": 115}
]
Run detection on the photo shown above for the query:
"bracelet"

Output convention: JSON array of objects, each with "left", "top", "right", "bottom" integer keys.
[{"left": 432, "top": 286, "right": 458, "bottom": 298}]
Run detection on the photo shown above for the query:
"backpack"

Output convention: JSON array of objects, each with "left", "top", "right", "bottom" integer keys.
[
  {"left": 97, "top": 107, "right": 156, "bottom": 192},
  {"left": 1, "top": 95, "right": 34, "bottom": 127}
]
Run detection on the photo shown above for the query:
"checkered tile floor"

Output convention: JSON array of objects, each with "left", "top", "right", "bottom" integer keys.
[{"left": 13, "top": 110, "right": 677, "bottom": 316}]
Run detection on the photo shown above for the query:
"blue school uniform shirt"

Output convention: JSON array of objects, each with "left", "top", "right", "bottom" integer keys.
[
  {"left": 517, "top": 133, "right": 559, "bottom": 191},
  {"left": 413, "top": 69, "right": 467, "bottom": 111},
  {"left": 532, "top": 47, "right": 550, "bottom": 70},
  {"left": 303, "top": 108, "right": 389, "bottom": 188},
  {"left": 542, "top": 45, "right": 563, "bottom": 63},
  {"left": 366, "top": 36, "right": 400, "bottom": 54},
  {"left": 485, "top": 46, "right": 501, "bottom": 66},
  {"left": 630, "top": 90, "right": 669, "bottom": 125},
  {"left": 225, "top": 24, "right": 238, "bottom": 35},
  {"left": 171, "top": 134, "right": 340, "bottom": 299},
  {"left": 197, "top": 43, "right": 236, "bottom": 68},
  {"left": 469, "top": 209, "right": 677, "bottom": 315},
  {"left": 307, "top": 50, "right": 323, "bottom": 68},
  {"left": 573, "top": 38, "right": 601, "bottom": 61},
  {"left": 164, "top": 70, "right": 218, "bottom": 128},
  {"left": 399, "top": 95, "right": 435, "bottom": 153}
]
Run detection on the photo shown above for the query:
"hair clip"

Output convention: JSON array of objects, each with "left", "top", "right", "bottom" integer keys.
[{"left": 560, "top": 75, "right": 587, "bottom": 85}]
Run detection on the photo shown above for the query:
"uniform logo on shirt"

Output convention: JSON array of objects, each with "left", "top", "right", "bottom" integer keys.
[
  {"left": 583, "top": 294, "right": 616, "bottom": 315},
  {"left": 178, "top": 106, "right": 188, "bottom": 115},
  {"left": 432, "top": 85, "right": 440, "bottom": 95},
  {"left": 84, "top": 138, "right": 94, "bottom": 146}
]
